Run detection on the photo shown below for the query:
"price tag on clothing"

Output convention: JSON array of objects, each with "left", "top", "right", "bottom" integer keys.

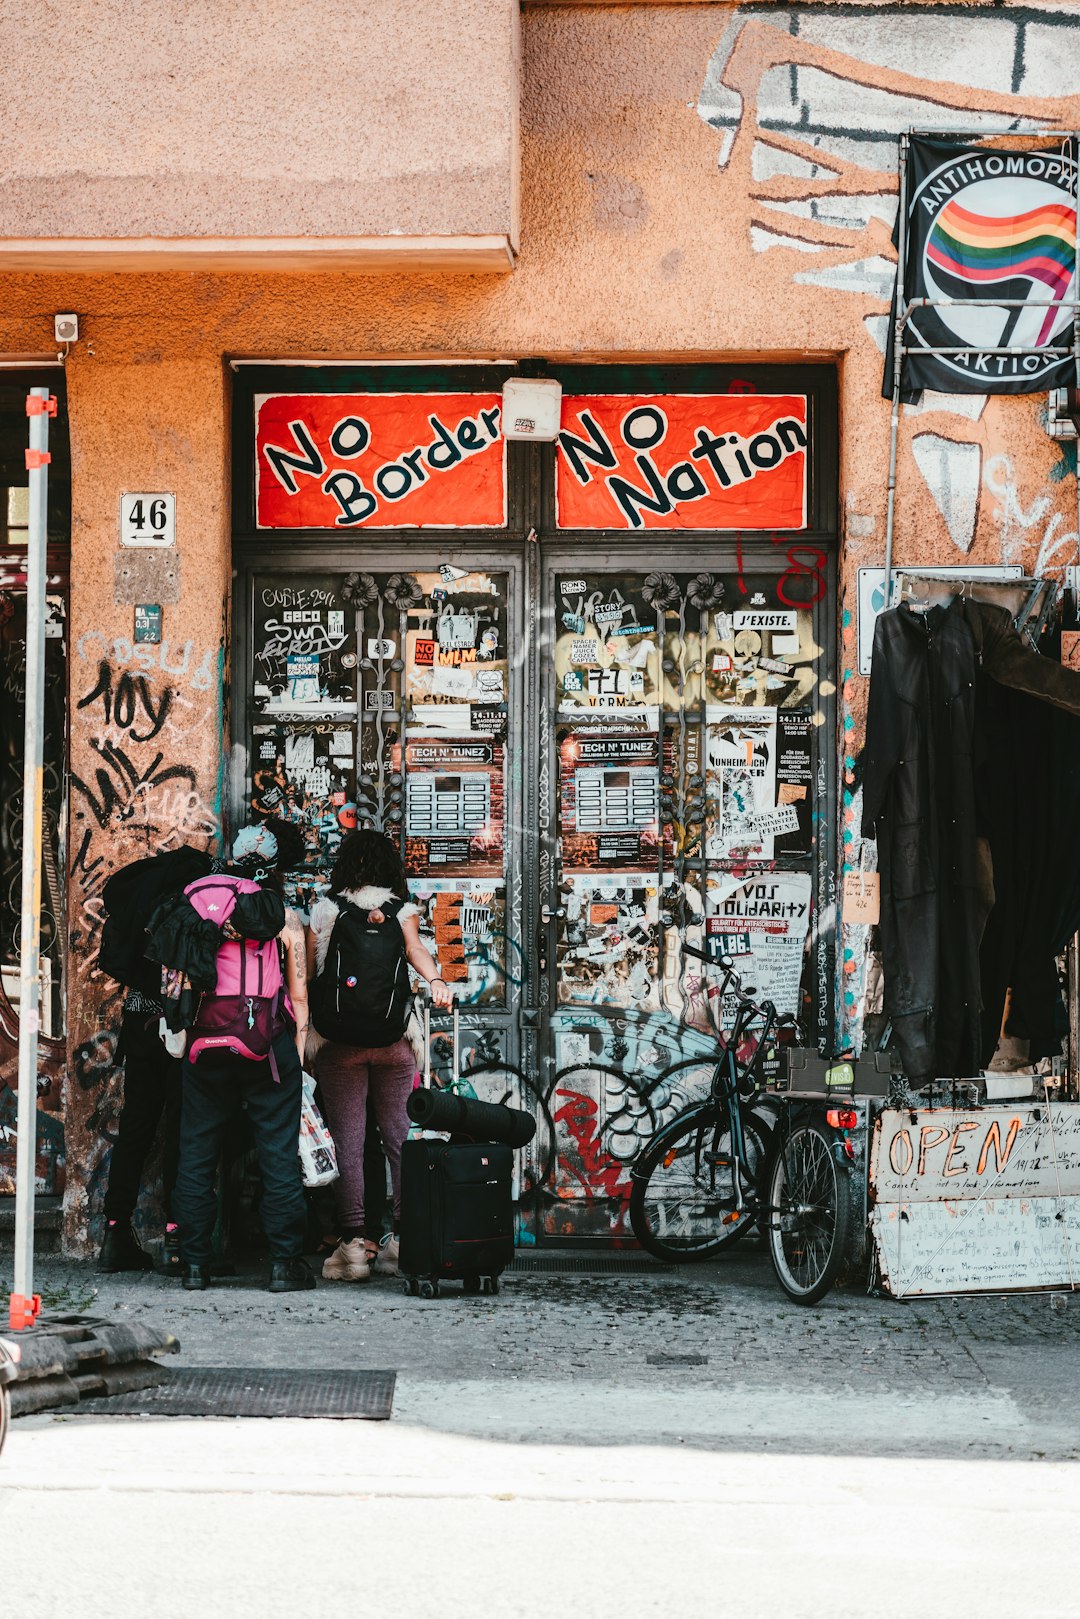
[{"left": 843, "top": 870, "right": 880, "bottom": 926}]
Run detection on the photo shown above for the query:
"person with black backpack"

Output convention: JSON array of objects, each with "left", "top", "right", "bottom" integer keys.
[
  {"left": 306, "top": 828, "right": 452, "bottom": 1283},
  {"left": 97, "top": 843, "right": 212, "bottom": 1273}
]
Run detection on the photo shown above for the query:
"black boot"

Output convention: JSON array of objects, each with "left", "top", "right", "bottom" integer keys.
[
  {"left": 181, "top": 1263, "right": 210, "bottom": 1292},
  {"left": 157, "top": 1228, "right": 183, "bottom": 1277},
  {"left": 99, "top": 1222, "right": 154, "bottom": 1273},
  {"left": 268, "top": 1257, "right": 316, "bottom": 1294}
]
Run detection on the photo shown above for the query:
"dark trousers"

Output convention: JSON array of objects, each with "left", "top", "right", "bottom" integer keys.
[
  {"left": 103, "top": 1011, "right": 182, "bottom": 1223},
  {"left": 173, "top": 1032, "right": 306, "bottom": 1266}
]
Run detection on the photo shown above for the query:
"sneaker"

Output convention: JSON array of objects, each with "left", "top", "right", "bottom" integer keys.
[
  {"left": 373, "top": 1234, "right": 400, "bottom": 1277},
  {"left": 98, "top": 1221, "right": 154, "bottom": 1273},
  {"left": 269, "top": 1257, "right": 317, "bottom": 1293},
  {"left": 321, "top": 1237, "right": 372, "bottom": 1282}
]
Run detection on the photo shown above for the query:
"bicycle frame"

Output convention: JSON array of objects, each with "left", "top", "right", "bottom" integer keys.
[{"left": 684, "top": 944, "right": 784, "bottom": 1217}]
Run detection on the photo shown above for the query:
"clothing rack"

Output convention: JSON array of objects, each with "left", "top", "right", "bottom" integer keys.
[{"left": 895, "top": 573, "right": 1059, "bottom": 646}]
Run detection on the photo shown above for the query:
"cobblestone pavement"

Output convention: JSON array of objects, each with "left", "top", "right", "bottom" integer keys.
[{"left": 7, "top": 1240, "right": 1080, "bottom": 1459}]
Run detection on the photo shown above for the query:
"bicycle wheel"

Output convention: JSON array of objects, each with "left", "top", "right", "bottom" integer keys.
[
  {"left": 766, "top": 1123, "right": 854, "bottom": 1304},
  {"left": 629, "top": 1107, "right": 769, "bottom": 1262}
]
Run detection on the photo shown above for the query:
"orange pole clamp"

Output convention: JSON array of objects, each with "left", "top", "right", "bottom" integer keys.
[
  {"left": 25, "top": 395, "right": 57, "bottom": 418},
  {"left": 25, "top": 449, "right": 51, "bottom": 470},
  {"left": 8, "top": 1292, "right": 41, "bottom": 1331}
]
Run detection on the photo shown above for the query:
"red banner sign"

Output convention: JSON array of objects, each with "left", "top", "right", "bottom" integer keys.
[
  {"left": 555, "top": 394, "right": 808, "bottom": 531},
  {"left": 255, "top": 393, "right": 506, "bottom": 529}
]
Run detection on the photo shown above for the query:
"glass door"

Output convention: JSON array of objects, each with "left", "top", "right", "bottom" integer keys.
[{"left": 538, "top": 549, "right": 836, "bottom": 1240}]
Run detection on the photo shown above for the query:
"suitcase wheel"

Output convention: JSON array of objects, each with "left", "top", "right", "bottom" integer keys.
[
  {"left": 402, "top": 1278, "right": 420, "bottom": 1298},
  {"left": 462, "top": 1275, "right": 482, "bottom": 1296},
  {"left": 480, "top": 1275, "right": 500, "bottom": 1296},
  {"left": 419, "top": 1279, "right": 440, "bottom": 1300}
]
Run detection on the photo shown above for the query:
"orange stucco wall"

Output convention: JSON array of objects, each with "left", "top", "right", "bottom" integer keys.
[
  {"left": 0, "top": 0, "right": 1077, "bottom": 1248},
  {"left": 0, "top": 0, "right": 519, "bottom": 251}
]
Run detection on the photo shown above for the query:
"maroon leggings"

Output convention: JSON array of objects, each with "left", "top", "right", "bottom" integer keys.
[{"left": 315, "top": 1037, "right": 417, "bottom": 1234}]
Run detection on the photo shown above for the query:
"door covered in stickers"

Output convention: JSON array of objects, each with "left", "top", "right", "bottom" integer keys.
[
  {"left": 233, "top": 365, "right": 837, "bottom": 1245},
  {"left": 541, "top": 554, "right": 833, "bottom": 1239}
]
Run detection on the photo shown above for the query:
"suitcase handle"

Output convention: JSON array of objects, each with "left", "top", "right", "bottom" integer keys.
[{"left": 422, "top": 986, "right": 458, "bottom": 1090}]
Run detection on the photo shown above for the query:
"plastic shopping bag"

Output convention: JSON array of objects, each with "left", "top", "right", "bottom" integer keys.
[{"left": 298, "top": 1071, "right": 339, "bottom": 1188}]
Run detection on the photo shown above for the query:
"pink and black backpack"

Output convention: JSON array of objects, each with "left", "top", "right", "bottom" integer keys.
[{"left": 184, "top": 874, "right": 288, "bottom": 1069}]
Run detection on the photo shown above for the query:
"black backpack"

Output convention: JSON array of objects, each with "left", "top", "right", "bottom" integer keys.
[
  {"left": 98, "top": 846, "right": 212, "bottom": 993},
  {"left": 309, "top": 897, "right": 412, "bottom": 1048}
]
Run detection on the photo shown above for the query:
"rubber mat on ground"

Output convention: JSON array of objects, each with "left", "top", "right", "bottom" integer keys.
[{"left": 76, "top": 1367, "right": 396, "bottom": 1419}]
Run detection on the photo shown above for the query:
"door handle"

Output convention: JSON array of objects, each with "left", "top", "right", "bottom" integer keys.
[{"left": 541, "top": 904, "right": 566, "bottom": 925}]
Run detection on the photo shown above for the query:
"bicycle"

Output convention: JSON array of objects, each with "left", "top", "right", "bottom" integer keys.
[{"left": 628, "top": 941, "right": 856, "bottom": 1304}]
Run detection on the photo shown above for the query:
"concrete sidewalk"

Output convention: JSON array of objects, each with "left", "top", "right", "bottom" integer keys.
[{"left": 3, "top": 1248, "right": 1079, "bottom": 1618}]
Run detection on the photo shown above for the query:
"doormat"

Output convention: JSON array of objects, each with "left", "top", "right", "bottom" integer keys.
[
  {"left": 76, "top": 1368, "right": 396, "bottom": 1420},
  {"left": 508, "top": 1254, "right": 676, "bottom": 1275}
]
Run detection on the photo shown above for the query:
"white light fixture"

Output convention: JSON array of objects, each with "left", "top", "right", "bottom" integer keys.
[{"left": 501, "top": 376, "right": 562, "bottom": 442}]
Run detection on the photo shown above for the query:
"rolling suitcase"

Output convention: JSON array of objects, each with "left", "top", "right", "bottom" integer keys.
[{"left": 399, "top": 1004, "right": 514, "bottom": 1298}]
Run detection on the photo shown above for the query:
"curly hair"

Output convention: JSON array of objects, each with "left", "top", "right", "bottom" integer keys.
[{"left": 330, "top": 828, "right": 407, "bottom": 900}]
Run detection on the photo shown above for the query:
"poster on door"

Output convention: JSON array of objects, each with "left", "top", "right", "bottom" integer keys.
[
  {"left": 775, "top": 710, "right": 814, "bottom": 858},
  {"left": 558, "top": 729, "right": 664, "bottom": 869},
  {"left": 557, "top": 874, "right": 660, "bottom": 1010},
  {"left": 706, "top": 602, "right": 814, "bottom": 709},
  {"left": 253, "top": 577, "right": 357, "bottom": 713},
  {"left": 704, "top": 706, "right": 778, "bottom": 861},
  {"left": 255, "top": 393, "right": 507, "bottom": 529},
  {"left": 555, "top": 575, "right": 660, "bottom": 719},
  {"left": 403, "top": 737, "right": 504, "bottom": 878},
  {"left": 705, "top": 870, "right": 812, "bottom": 1026},
  {"left": 556, "top": 394, "right": 808, "bottom": 531},
  {"left": 410, "top": 879, "right": 509, "bottom": 1008},
  {"left": 405, "top": 583, "right": 508, "bottom": 716}
]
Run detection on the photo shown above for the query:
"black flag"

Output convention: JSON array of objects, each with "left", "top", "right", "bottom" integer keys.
[{"left": 883, "top": 138, "right": 1078, "bottom": 398}]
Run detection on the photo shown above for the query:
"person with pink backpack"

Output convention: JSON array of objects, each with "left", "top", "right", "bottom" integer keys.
[{"left": 167, "top": 823, "right": 316, "bottom": 1293}]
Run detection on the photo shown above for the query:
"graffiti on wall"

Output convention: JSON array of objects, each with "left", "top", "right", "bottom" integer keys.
[{"left": 66, "top": 625, "right": 221, "bottom": 1234}]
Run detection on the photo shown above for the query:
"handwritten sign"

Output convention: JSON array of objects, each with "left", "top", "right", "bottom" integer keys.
[
  {"left": 843, "top": 870, "right": 881, "bottom": 926},
  {"left": 869, "top": 1104, "right": 1080, "bottom": 1296},
  {"left": 555, "top": 394, "right": 808, "bottom": 531},
  {"left": 255, "top": 393, "right": 506, "bottom": 529}
]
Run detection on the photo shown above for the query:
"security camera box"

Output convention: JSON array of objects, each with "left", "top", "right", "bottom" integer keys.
[{"left": 501, "top": 377, "right": 562, "bottom": 442}]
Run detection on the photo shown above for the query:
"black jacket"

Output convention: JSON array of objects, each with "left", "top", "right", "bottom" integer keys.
[{"left": 862, "top": 598, "right": 1080, "bottom": 1082}]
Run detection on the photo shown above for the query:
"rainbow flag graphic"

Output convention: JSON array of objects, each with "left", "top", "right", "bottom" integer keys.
[{"left": 927, "top": 199, "right": 1076, "bottom": 345}]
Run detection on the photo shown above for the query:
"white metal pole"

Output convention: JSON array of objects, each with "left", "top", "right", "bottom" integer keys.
[
  {"left": 10, "top": 386, "right": 52, "bottom": 1333},
  {"left": 884, "top": 133, "right": 910, "bottom": 603}
]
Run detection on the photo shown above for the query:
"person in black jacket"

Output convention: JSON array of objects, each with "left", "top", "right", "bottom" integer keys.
[{"left": 97, "top": 844, "right": 212, "bottom": 1272}]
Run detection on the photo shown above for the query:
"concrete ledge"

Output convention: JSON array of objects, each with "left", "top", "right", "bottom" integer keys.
[{"left": 0, "top": 234, "right": 517, "bottom": 274}]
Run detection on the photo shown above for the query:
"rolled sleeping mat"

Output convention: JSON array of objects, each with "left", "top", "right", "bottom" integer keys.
[{"left": 406, "top": 1087, "right": 537, "bottom": 1148}]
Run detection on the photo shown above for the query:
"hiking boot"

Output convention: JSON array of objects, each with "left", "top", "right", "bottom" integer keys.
[
  {"left": 181, "top": 1263, "right": 209, "bottom": 1291},
  {"left": 269, "top": 1258, "right": 317, "bottom": 1293},
  {"left": 321, "top": 1237, "right": 371, "bottom": 1282},
  {"left": 99, "top": 1222, "right": 154, "bottom": 1273},
  {"left": 373, "top": 1234, "right": 400, "bottom": 1277}
]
